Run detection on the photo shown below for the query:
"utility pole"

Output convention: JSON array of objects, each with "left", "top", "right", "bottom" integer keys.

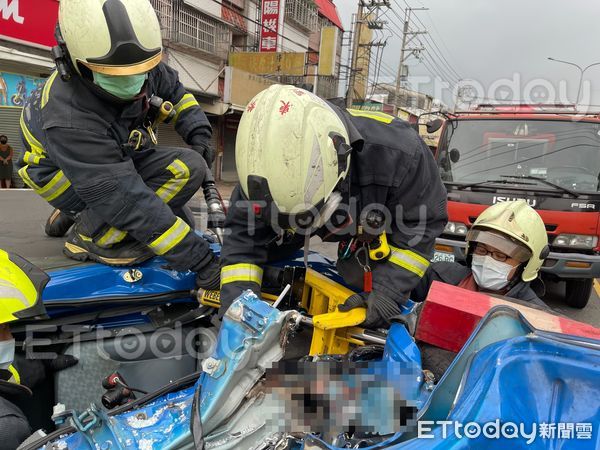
[
  {"left": 346, "top": 3, "right": 364, "bottom": 108},
  {"left": 346, "top": 0, "right": 390, "bottom": 108},
  {"left": 394, "top": 7, "right": 427, "bottom": 112}
]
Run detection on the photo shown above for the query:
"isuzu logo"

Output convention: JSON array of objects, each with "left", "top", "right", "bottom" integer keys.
[{"left": 493, "top": 196, "right": 537, "bottom": 207}]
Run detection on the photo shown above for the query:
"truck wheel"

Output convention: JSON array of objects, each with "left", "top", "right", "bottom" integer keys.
[{"left": 564, "top": 279, "right": 593, "bottom": 309}]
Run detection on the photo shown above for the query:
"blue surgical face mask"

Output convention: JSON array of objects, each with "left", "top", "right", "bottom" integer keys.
[
  {"left": 92, "top": 72, "right": 147, "bottom": 100},
  {"left": 0, "top": 339, "right": 15, "bottom": 371}
]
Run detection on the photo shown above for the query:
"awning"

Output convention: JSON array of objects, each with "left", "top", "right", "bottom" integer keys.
[
  {"left": 166, "top": 49, "right": 221, "bottom": 97},
  {"left": 199, "top": 100, "right": 229, "bottom": 116},
  {"left": 314, "top": 0, "right": 344, "bottom": 31},
  {"left": 0, "top": 45, "right": 54, "bottom": 71}
]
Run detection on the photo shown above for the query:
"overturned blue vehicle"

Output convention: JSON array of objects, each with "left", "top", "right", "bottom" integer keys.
[{"left": 13, "top": 251, "right": 600, "bottom": 450}]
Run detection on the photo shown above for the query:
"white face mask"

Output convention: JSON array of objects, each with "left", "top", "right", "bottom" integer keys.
[
  {"left": 471, "top": 254, "right": 515, "bottom": 291},
  {"left": 0, "top": 339, "right": 15, "bottom": 371}
]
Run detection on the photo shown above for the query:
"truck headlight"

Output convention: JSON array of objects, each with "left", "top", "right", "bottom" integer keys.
[
  {"left": 444, "top": 221, "right": 468, "bottom": 236},
  {"left": 553, "top": 234, "right": 598, "bottom": 249}
]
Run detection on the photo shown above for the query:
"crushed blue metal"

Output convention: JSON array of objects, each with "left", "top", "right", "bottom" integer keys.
[{"left": 33, "top": 295, "right": 600, "bottom": 449}]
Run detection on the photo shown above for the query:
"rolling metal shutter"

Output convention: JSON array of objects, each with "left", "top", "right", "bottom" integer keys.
[
  {"left": 0, "top": 106, "right": 25, "bottom": 187},
  {"left": 156, "top": 118, "right": 219, "bottom": 177}
]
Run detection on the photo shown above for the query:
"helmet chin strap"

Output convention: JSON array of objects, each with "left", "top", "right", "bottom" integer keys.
[
  {"left": 303, "top": 191, "right": 343, "bottom": 267},
  {"left": 313, "top": 191, "right": 343, "bottom": 229}
]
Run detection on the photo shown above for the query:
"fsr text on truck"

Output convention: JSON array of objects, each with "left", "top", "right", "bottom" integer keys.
[{"left": 432, "top": 104, "right": 600, "bottom": 308}]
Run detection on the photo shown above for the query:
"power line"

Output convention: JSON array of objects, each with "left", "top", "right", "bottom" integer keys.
[
  {"left": 385, "top": 3, "right": 463, "bottom": 85},
  {"left": 421, "top": 51, "right": 460, "bottom": 85},
  {"left": 393, "top": 0, "right": 463, "bottom": 81},
  {"left": 422, "top": 8, "right": 464, "bottom": 77}
]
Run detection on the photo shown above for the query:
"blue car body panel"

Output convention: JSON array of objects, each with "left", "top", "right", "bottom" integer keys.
[
  {"left": 38, "top": 303, "right": 600, "bottom": 450},
  {"left": 47, "top": 387, "right": 196, "bottom": 450},
  {"left": 30, "top": 243, "right": 600, "bottom": 450}
]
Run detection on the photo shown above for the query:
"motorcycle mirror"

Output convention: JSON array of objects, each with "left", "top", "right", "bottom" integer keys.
[
  {"left": 426, "top": 118, "right": 444, "bottom": 134},
  {"left": 449, "top": 148, "right": 460, "bottom": 163}
]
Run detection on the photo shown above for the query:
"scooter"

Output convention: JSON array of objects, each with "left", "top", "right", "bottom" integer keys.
[{"left": 11, "top": 78, "right": 27, "bottom": 107}]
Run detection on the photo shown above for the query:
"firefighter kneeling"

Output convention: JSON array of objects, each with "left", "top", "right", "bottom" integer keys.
[{"left": 219, "top": 84, "right": 448, "bottom": 329}]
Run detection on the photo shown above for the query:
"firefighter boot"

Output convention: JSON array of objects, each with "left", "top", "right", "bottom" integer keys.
[
  {"left": 63, "top": 226, "right": 154, "bottom": 266},
  {"left": 45, "top": 209, "right": 76, "bottom": 237}
]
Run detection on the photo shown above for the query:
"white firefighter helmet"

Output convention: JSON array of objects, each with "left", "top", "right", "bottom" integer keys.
[
  {"left": 466, "top": 200, "right": 549, "bottom": 282},
  {"left": 235, "top": 84, "right": 351, "bottom": 229},
  {"left": 59, "top": 0, "right": 163, "bottom": 75}
]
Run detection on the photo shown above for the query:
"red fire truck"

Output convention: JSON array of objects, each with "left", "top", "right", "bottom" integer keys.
[{"left": 432, "top": 104, "right": 600, "bottom": 308}]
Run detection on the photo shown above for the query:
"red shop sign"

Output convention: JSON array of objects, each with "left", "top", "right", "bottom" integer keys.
[
  {"left": 0, "top": 0, "right": 59, "bottom": 49},
  {"left": 259, "top": 0, "right": 280, "bottom": 52}
]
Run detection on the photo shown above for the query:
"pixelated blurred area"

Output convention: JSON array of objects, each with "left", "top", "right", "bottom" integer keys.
[{"left": 261, "top": 355, "right": 419, "bottom": 440}]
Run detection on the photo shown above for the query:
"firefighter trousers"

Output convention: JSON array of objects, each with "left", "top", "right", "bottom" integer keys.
[{"left": 42, "top": 146, "right": 204, "bottom": 246}]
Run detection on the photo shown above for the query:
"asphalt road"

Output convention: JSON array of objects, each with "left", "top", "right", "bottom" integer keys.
[{"left": 2, "top": 188, "right": 600, "bottom": 328}]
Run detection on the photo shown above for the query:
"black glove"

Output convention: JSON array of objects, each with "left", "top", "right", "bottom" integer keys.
[
  {"left": 196, "top": 256, "right": 221, "bottom": 291},
  {"left": 190, "top": 135, "right": 215, "bottom": 169},
  {"left": 338, "top": 291, "right": 403, "bottom": 329}
]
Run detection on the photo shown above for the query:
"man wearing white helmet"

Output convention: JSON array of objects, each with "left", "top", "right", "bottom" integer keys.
[
  {"left": 411, "top": 200, "right": 550, "bottom": 307},
  {"left": 219, "top": 84, "right": 448, "bottom": 328},
  {"left": 18, "top": 0, "right": 219, "bottom": 288}
]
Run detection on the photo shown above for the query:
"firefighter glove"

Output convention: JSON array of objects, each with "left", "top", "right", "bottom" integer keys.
[
  {"left": 339, "top": 291, "right": 403, "bottom": 329},
  {"left": 191, "top": 136, "right": 215, "bottom": 169},
  {"left": 195, "top": 256, "right": 221, "bottom": 291}
]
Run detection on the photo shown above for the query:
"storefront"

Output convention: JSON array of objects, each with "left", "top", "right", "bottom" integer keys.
[
  {"left": 0, "top": 68, "right": 49, "bottom": 185},
  {"left": 162, "top": 48, "right": 228, "bottom": 179},
  {"left": 0, "top": 0, "right": 58, "bottom": 185}
]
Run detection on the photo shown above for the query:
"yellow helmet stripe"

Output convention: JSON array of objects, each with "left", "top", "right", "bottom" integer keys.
[{"left": 81, "top": 52, "right": 163, "bottom": 76}]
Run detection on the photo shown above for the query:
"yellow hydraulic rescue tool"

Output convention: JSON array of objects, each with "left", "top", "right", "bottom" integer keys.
[{"left": 197, "top": 268, "right": 373, "bottom": 355}]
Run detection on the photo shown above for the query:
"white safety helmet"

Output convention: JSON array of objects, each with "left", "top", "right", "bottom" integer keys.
[
  {"left": 58, "top": 0, "right": 163, "bottom": 75},
  {"left": 236, "top": 84, "right": 352, "bottom": 230},
  {"left": 466, "top": 200, "right": 549, "bottom": 282}
]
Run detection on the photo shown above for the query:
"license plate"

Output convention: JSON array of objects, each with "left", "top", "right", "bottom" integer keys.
[{"left": 433, "top": 251, "right": 455, "bottom": 263}]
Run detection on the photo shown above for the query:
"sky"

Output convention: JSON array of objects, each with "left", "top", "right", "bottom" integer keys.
[{"left": 334, "top": 0, "right": 600, "bottom": 107}]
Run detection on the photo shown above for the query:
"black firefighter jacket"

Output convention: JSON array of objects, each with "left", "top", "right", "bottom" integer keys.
[
  {"left": 19, "top": 63, "right": 214, "bottom": 271},
  {"left": 219, "top": 106, "right": 449, "bottom": 312}
]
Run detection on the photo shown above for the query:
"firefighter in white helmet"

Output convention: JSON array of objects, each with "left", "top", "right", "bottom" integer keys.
[
  {"left": 19, "top": 0, "right": 220, "bottom": 289},
  {"left": 219, "top": 84, "right": 448, "bottom": 329},
  {"left": 412, "top": 200, "right": 550, "bottom": 307}
]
